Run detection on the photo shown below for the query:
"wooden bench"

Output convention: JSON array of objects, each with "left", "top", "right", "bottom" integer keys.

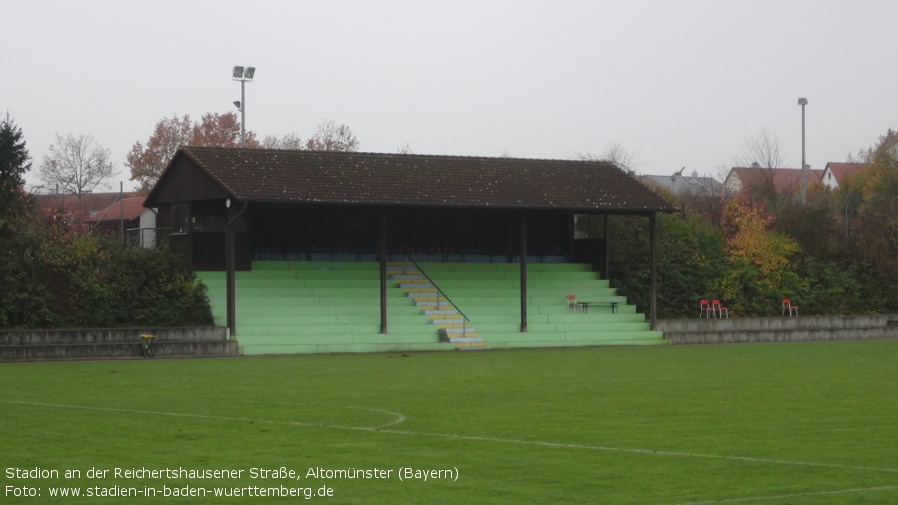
[{"left": 578, "top": 301, "right": 618, "bottom": 314}]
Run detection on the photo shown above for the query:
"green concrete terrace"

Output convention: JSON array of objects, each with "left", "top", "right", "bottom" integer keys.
[{"left": 196, "top": 261, "right": 665, "bottom": 355}]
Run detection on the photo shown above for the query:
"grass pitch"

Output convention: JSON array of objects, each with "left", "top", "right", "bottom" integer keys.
[{"left": 2, "top": 341, "right": 898, "bottom": 504}]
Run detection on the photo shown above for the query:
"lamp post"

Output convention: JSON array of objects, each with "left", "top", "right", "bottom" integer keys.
[
  {"left": 798, "top": 97, "right": 808, "bottom": 205},
  {"left": 232, "top": 66, "right": 255, "bottom": 148}
]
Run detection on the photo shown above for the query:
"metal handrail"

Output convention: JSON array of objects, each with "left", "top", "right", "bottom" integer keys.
[{"left": 403, "top": 255, "right": 470, "bottom": 337}]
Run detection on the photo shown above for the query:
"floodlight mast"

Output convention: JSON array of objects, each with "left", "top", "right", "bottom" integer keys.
[
  {"left": 232, "top": 66, "right": 255, "bottom": 148},
  {"left": 798, "top": 97, "right": 808, "bottom": 205}
]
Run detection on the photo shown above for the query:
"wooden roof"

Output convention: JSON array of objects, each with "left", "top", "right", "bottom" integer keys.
[{"left": 146, "top": 147, "right": 676, "bottom": 214}]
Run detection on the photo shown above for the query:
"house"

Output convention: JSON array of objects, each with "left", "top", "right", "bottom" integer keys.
[
  {"left": 642, "top": 169, "right": 726, "bottom": 197},
  {"left": 33, "top": 192, "right": 135, "bottom": 219},
  {"left": 86, "top": 197, "right": 157, "bottom": 248},
  {"left": 820, "top": 162, "right": 867, "bottom": 189},
  {"left": 724, "top": 165, "right": 824, "bottom": 195}
]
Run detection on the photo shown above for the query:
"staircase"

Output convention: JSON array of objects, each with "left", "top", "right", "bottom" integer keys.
[{"left": 387, "top": 262, "right": 489, "bottom": 351}]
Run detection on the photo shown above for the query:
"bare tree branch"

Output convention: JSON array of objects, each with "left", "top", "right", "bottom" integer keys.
[{"left": 38, "top": 133, "right": 117, "bottom": 208}]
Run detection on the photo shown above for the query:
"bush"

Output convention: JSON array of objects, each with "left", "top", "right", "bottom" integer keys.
[{"left": 0, "top": 220, "right": 213, "bottom": 329}]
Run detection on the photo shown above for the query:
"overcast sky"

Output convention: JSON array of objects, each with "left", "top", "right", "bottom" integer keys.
[{"left": 5, "top": 0, "right": 897, "bottom": 191}]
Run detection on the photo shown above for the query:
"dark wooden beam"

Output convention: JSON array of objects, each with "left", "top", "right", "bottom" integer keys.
[
  {"left": 520, "top": 213, "right": 528, "bottom": 332},
  {"left": 649, "top": 213, "right": 658, "bottom": 330},
  {"left": 379, "top": 211, "right": 388, "bottom": 334}
]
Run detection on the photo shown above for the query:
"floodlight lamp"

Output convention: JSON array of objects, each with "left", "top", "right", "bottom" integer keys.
[
  {"left": 244, "top": 67, "right": 255, "bottom": 80},
  {"left": 233, "top": 66, "right": 244, "bottom": 79},
  {"left": 233, "top": 101, "right": 242, "bottom": 109},
  {"left": 798, "top": 97, "right": 808, "bottom": 106}
]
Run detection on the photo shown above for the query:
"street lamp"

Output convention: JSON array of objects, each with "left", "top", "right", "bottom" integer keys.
[
  {"left": 798, "top": 97, "right": 808, "bottom": 205},
  {"left": 232, "top": 66, "right": 255, "bottom": 148}
]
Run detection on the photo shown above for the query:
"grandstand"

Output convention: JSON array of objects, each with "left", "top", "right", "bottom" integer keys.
[{"left": 147, "top": 147, "right": 675, "bottom": 354}]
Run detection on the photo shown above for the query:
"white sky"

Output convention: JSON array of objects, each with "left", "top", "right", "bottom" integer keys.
[{"left": 5, "top": 0, "right": 897, "bottom": 191}]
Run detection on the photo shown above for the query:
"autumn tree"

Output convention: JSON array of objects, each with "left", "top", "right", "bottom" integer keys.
[
  {"left": 37, "top": 133, "right": 117, "bottom": 209},
  {"left": 718, "top": 199, "right": 802, "bottom": 315},
  {"left": 305, "top": 119, "right": 359, "bottom": 152},
  {"left": 192, "top": 112, "right": 255, "bottom": 147},
  {"left": 127, "top": 112, "right": 258, "bottom": 193}
]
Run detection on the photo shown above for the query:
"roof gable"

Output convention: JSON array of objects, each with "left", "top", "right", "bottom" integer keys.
[
  {"left": 822, "top": 162, "right": 867, "bottom": 188},
  {"left": 146, "top": 147, "right": 676, "bottom": 213}
]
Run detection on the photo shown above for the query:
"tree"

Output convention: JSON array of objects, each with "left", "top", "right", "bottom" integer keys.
[
  {"left": 851, "top": 129, "right": 898, "bottom": 284},
  {"left": 0, "top": 113, "right": 31, "bottom": 230},
  {"left": 579, "top": 142, "right": 637, "bottom": 172},
  {"left": 305, "top": 119, "right": 359, "bottom": 151},
  {"left": 261, "top": 133, "right": 304, "bottom": 150},
  {"left": 731, "top": 130, "right": 793, "bottom": 215},
  {"left": 192, "top": 112, "right": 255, "bottom": 147},
  {"left": 719, "top": 199, "right": 801, "bottom": 316},
  {"left": 126, "top": 114, "right": 192, "bottom": 193},
  {"left": 37, "top": 133, "right": 117, "bottom": 209},
  {"left": 127, "top": 112, "right": 258, "bottom": 193},
  {"left": 734, "top": 129, "right": 785, "bottom": 170}
]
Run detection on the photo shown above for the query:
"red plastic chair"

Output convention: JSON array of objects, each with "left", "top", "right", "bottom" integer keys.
[
  {"left": 712, "top": 300, "right": 728, "bottom": 318},
  {"left": 566, "top": 295, "right": 581, "bottom": 313},
  {"left": 699, "top": 299, "right": 713, "bottom": 318},
  {"left": 782, "top": 299, "right": 798, "bottom": 317}
]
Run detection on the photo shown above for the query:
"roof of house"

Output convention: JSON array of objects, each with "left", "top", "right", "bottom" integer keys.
[
  {"left": 33, "top": 192, "right": 137, "bottom": 216},
  {"left": 146, "top": 147, "right": 677, "bottom": 214},
  {"left": 823, "top": 162, "right": 867, "bottom": 185},
  {"left": 726, "top": 166, "right": 824, "bottom": 194},
  {"left": 85, "top": 197, "right": 149, "bottom": 223},
  {"left": 642, "top": 173, "right": 725, "bottom": 196}
]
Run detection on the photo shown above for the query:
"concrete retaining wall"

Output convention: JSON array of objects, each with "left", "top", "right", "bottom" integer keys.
[
  {"left": 0, "top": 327, "right": 237, "bottom": 361},
  {"left": 657, "top": 315, "right": 898, "bottom": 345}
]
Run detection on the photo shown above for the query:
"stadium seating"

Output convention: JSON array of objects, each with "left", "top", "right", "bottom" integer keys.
[{"left": 196, "top": 260, "right": 665, "bottom": 355}]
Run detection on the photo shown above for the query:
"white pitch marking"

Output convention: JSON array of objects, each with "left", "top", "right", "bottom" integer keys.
[
  {"left": 665, "top": 484, "right": 898, "bottom": 505},
  {"left": 4, "top": 399, "right": 897, "bottom": 475},
  {"left": 369, "top": 427, "right": 898, "bottom": 474},
  {"left": 345, "top": 406, "right": 407, "bottom": 429}
]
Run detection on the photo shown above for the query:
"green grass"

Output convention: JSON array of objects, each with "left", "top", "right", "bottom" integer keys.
[{"left": 2, "top": 341, "right": 898, "bottom": 504}]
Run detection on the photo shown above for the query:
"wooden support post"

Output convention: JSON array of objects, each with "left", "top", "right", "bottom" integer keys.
[
  {"left": 649, "top": 213, "right": 658, "bottom": 330},
  {"left": 603, "top": 214, "right": 610, "bottom": 278},
  {"left": 226, "top": 205, "right": 236, "bottom": 337},
  {"left": 520, "top": 213, "right": 528, "bottom": 332},
  {"left": 379, "top": 212, "right": 388, "bottom": 334}
]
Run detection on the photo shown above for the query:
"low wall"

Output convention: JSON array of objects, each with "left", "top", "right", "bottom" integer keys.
[
  {"left": 0, "top": 327, "right": 236, "bottom": 361},
  {"left": 657, "top": 315, "right": 898, "bottom": 345}
]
